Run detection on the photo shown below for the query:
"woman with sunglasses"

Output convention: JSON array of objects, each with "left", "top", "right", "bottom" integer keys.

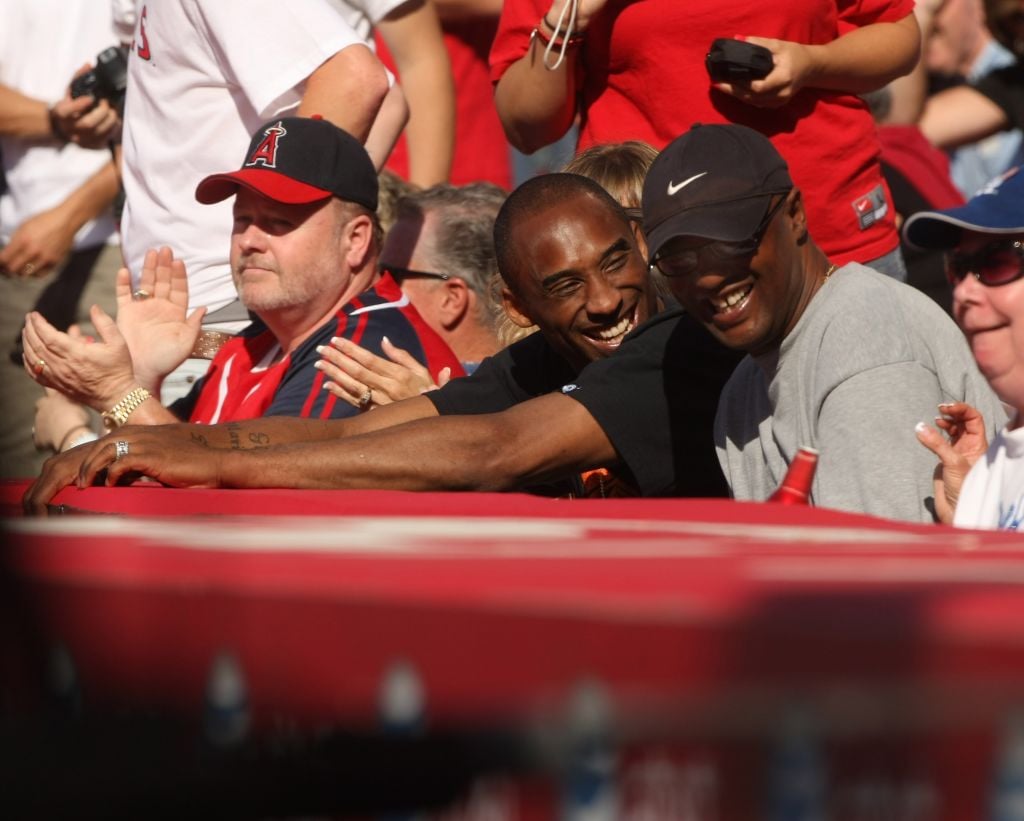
[{"left": 907, "top": 167, "right": 1024, "bottom": 530}]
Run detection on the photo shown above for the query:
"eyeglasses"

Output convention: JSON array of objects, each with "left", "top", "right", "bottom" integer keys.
[
  {"left": 382, "top": 264, "right": 450, "bottom": 282},
  {"left": 945, "top": 239, "right": 1024, "bottom": 287},
  {"left": 652, "top": 192, "right": 790, "bottom": 278}
]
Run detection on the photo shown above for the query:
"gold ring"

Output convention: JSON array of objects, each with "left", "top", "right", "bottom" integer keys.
[
  {"left": 358, "top": 389, "right": 372, "bottom": 407},
  {"left": 132, "top": 289, "right": 151, "bottom": 301},
  {"left": 33, "top": 359, "right": 46, "bottom": 375}
]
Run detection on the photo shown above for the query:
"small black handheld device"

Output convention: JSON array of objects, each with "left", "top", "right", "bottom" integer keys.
[
  {"left": 70, "top": 46, "right": 129, "bottom": 115},
  {"left": 705, "top": 38, "right": 774, "bottom": 83}
]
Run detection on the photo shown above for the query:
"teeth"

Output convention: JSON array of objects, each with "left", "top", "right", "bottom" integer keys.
[
  {"left": 595, "top": 316, "right": 633, "bottom": 341},
  {"left": 712, "top": 285, "right": 751, "bottom": 312}
]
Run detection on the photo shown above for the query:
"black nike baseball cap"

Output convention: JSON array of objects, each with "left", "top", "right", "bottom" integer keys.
[
  {"left": 196, "top": 115, "right": 378, "bottom": 211},
  {"left": 642, "top": 123, "right": 792, "bottom": 263}
]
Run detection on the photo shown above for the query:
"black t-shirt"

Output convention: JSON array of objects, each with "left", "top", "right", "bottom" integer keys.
[
  {"left": 428, "top": 329, "right": 576, "bottom": 416},
  {"left": 562, "top": 308, "right": 742, "bottom": 497},
  {"left": 426, "top": 308, "right": 742, "bottom": 498},
  {"left": 974, "top": 62, "right": 1024, "bottom": 131}
]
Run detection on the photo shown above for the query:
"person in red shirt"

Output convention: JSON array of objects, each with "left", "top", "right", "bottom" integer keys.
[{"left": 490, "top": 0, "right": 920, "bottom": 276}]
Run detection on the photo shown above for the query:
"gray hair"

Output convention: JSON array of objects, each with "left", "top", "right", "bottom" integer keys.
[{"left": 395, "top": 182, "right": 507, "bottom": 330}]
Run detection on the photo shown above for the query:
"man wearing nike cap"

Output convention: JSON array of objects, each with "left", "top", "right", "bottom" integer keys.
[
  {"left": 643, "top": 122, "right": 1004, "bottom": 522},
  {"left": 21, "top": 116, "right": 461, "bottom": 430}
]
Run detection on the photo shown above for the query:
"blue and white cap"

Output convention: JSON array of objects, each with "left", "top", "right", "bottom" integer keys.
[{"left": 903, "top": 166, "right": 1024, "bottom": 250}]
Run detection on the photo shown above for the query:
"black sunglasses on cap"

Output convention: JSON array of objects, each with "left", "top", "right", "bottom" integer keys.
[{"left": 945, "top": 239, "right": 1024, "bottom": 287}]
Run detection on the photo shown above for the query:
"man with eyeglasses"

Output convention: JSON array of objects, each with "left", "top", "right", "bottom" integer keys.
[
  {"left": 315, "top": 184, "right": 506, "bottom": 411},
  {"left": 907, "top": 166, "right": 1024, "bottom": 529},
  {"left": 20, "top": 117, "right": 461, "bottom": 436},
  {"left": 642, "top": 123, "right": 1004, "bottom": 523}
]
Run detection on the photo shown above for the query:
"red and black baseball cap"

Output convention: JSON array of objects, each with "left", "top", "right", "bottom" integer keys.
[
  {"left": 195, "top": 116, "right": 378, "bottom": 211},
  {"left": 642, "top": 123, "right": 792, "bottom": 263}
]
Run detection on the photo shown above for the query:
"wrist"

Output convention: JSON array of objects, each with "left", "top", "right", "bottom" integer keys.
[
  {"left": 101, "top": 385, "right": 152, "bottom": 430},
  {"left": 48, "top": 104, "right": 69, "bottom": 145}
]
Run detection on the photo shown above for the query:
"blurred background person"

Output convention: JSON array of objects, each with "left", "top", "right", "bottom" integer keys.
[
  {"left": 334, "top": 0, "right": 456, "bottom": 187},
  {"left": 491, "top": 0, "right": 920, "bottom": 279},
  {"left": 0, "top": 0, "right": 123, "bottom": 478},
  {"left": 380, "top": 0, "right": 515, "bottom": 188}
]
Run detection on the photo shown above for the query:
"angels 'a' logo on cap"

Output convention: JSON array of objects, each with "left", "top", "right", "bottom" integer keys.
[{"left": 246, "top": 122, "right": 287, "bottom": 169}]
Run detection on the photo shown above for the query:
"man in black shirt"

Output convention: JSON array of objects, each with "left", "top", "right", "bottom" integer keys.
[{"left": 26, "top": 174, "right": 741, "bottom": 508}]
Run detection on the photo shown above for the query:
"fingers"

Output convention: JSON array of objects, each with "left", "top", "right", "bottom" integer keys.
[
  {"left": 915, "top": 420, "right": 961, "bottom": 466},
  {"left": 316, "top": 350, "right": 372, "bottom": 408},
  {"left": 115, "top": 266, "right": 133, "bottom": 307},
  {"left": 153, "top": 246, "right": 174, "bottom": 301},
  {"left": 436, "top": 366, "right": 452, "bottom": 390},
  {"left": 169, "top": 254, "right": 190, "bottom": 307},
  {"left": 89, "top": 303, "right": 123, "bottom": 346},
  {"left": 78, "top": 437, "right": 120, "bottom": 488},
  {"left": 22, "top": 448, "right": 89, "bottom": 515},
  {"left": 136, "top": 248, "right": 158, "bottom": 298},
  {"left": 380, "top": 335, "right": 427, "bottom": 374}
]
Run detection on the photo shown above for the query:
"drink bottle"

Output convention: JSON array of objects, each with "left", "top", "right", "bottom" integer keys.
[{"left": 770, "top": 447, "right": 818, "bottom": 505}]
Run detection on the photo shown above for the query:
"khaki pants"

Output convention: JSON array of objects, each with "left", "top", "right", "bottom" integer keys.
[{"left": 0, "top": 243, "right": 120, "bottom": 480}]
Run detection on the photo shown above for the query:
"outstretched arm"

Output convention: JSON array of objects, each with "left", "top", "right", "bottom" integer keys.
[
  {"left": 22, "top": 394, "right": 442, "bottom": 511},
  {"left": 98, "top": 392, "right": 614, "bottom": 492}
]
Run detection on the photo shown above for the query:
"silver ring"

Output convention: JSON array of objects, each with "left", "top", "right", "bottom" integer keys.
[
  {"left": 358, "top": 389, "right": 372, "bottom": 407},
  {"left": 132, "top": 289, "right": 151, "bottom": 301},
  {"left": 22, "top": 262, "right": 36, "bottom": 276},
  {"left": 114, "top": 440, "right": 129, "bottom": 461}
]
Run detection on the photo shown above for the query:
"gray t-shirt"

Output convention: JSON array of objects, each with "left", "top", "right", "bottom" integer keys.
[{"left": 715, "top": 263, "right": 1007, "bottom": 523}]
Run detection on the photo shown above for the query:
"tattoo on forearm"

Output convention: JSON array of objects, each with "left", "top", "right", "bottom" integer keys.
[
  {"left": 190, "top": 432, "right": 209, "bottom": 447},
  {"left": 227, "top": 422, "right": 241, "bottom": 450},
  {"left": 248, "top": 431, "right": 270, "bottom": 448}
]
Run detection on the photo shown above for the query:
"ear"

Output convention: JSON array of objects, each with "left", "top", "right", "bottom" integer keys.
[
  {"left": 342, "top": 212, "right": 375, "bottom": 270},
  {"left": 437, "top": 278, "right": 471, "bottom": 330},
  {"left": 501, "top": 285, "right": 536, "bottom": 328},
  {"left": 631, "top": 221, "right": 649, "bottom": 262},
  {"left": 788, "top": 188, "right": 809, "bottom": 245}
]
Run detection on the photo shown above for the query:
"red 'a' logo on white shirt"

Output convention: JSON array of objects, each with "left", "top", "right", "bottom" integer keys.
[
  {"left": 246, "top": 122, "right": 287, "bottom": 168},
  {"left": 135, "top": 5, "right": 152, "bottom": 61}
]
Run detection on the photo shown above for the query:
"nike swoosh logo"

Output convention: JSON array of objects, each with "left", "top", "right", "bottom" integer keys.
[{"left": 667, "top": 172, "right": 708, "bottom": 196}]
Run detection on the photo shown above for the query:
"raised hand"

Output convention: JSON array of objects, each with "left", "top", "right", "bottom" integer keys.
[
  {"left": 915, "top": 401, "right": 990, "bottom": 524},
  {"left": 116, "top": 247, "right": 206, "bottom": 390}
]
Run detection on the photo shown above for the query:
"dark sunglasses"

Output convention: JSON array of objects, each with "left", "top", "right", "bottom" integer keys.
[
  {"left": 652, "top": 191, "right": 791, "bottom": 278},
  {"left": 382, "top": 264, "right": 450, "bottom": 282},
  {"left": 945, "top": 239, "right": 1024, "bottom": 287}
]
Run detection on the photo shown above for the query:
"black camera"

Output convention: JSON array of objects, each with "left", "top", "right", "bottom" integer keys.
[
  {"left": 705, "top": 38, "right": 774, "bottom": 83},
  {"left": 70, "top": 45, "right": 128, "bottom": 115}
]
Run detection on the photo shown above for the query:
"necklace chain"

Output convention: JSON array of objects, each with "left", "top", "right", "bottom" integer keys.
[{"left": 823, "top": 262, "right": 838, "bottom": 280}]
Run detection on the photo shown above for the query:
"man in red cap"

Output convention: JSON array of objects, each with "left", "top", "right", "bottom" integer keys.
[{"left": 21, "top": 117, "right": 461, "bottom": 433}]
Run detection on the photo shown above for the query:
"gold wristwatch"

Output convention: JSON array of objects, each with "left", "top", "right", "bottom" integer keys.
[{"left": 102, "top": 387, "right": 152, "bottom": 430}]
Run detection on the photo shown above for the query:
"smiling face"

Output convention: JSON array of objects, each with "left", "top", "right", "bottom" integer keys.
[
  {"left": 655, "top": 191, "right": 819, "bottom": 357},
  {"left": 504, "top": 192, "right": 657, "bottom": 371},
  {"left": 952, "top": 230, "right": 1024, "bottom": 413},
  {"left": 230, "top": 188, "right": 348, "bottom": 315}
]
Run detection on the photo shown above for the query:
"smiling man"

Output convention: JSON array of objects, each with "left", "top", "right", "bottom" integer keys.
[
  {"left": 21, "top": 116, "right": 461, "bottom": 430},
  {"left": 642, "top": 123, "right": 1005, "bottom": 522},
  {"left": 25, "top": 173, "right": 741, "bottom": 508}
]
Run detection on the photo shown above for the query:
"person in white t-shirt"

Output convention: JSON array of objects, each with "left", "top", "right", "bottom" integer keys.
[
  {"left": 0, "top": 0, "right": 124, "bottom": 478},
  {"left": 909, "top": 167, "right": 1024, "bottom": 531},
  {"left": 118, "top": 0, "right": 397, "bottom": 401}
]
